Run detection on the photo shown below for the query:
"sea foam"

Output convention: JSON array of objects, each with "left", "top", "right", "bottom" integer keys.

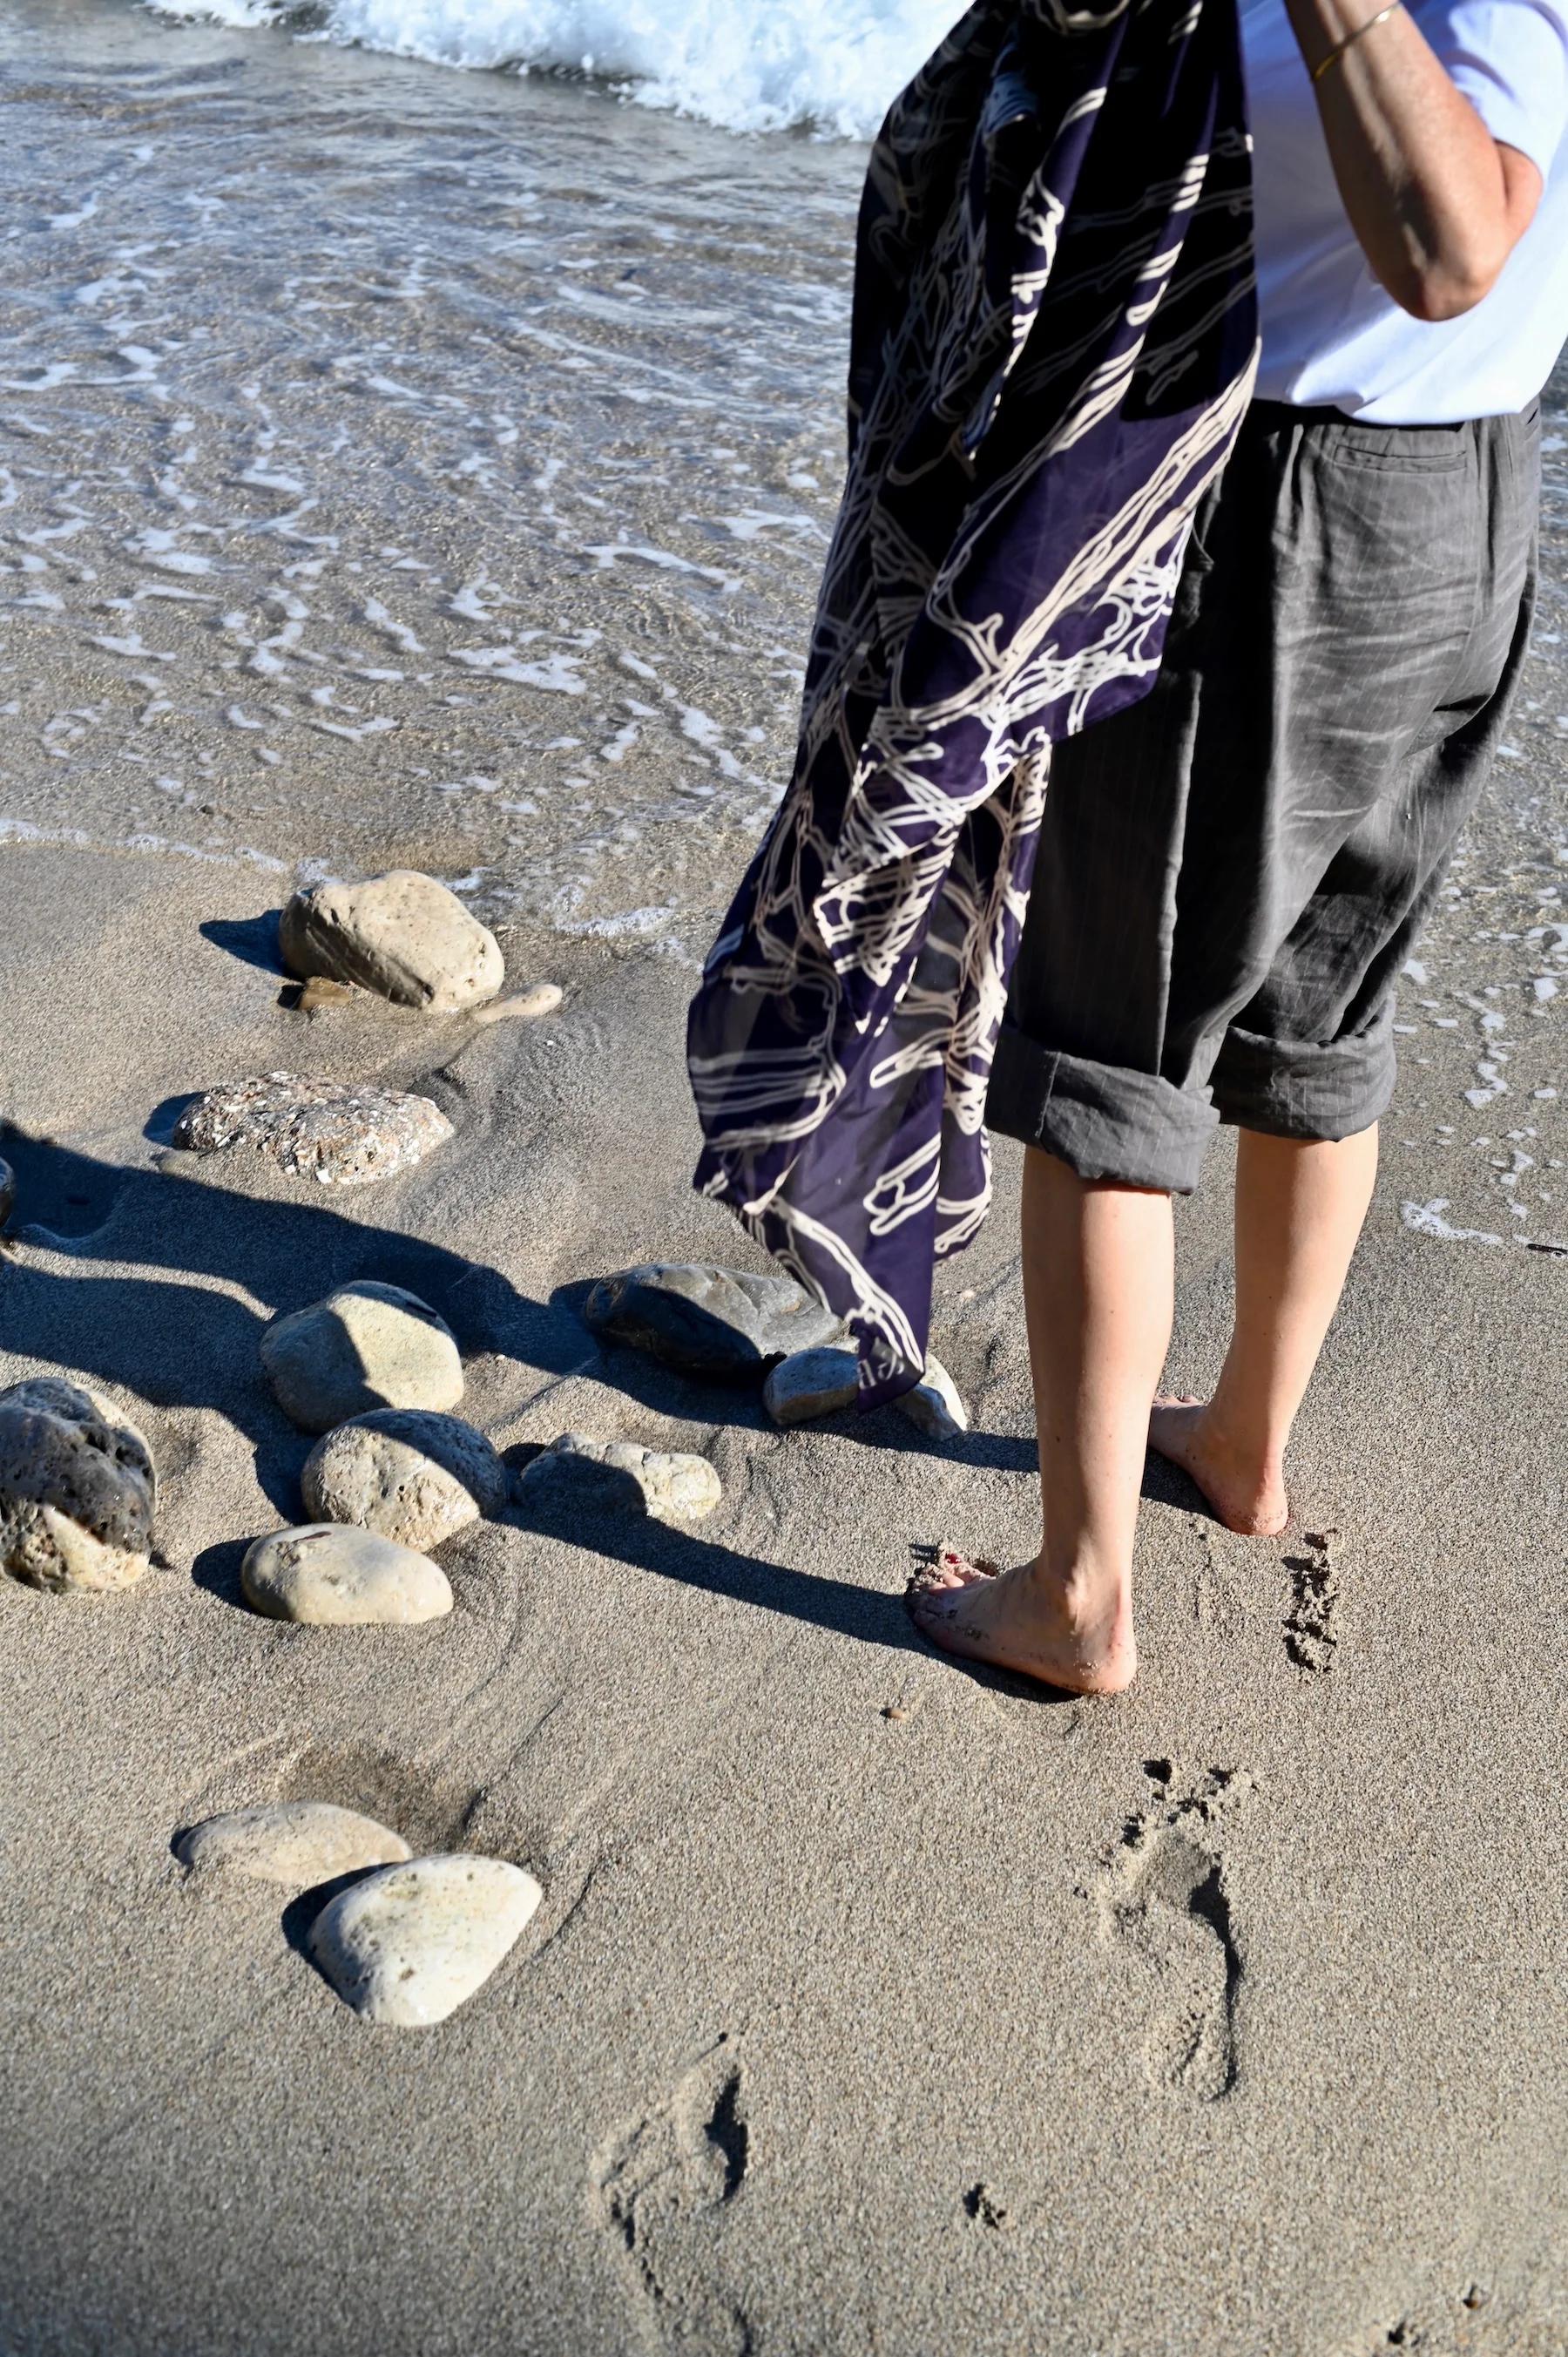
[{"left": 143, "top": 0, "right": 965, "bottom": 138}]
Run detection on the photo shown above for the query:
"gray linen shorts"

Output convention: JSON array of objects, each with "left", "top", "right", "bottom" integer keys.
[{"left": 986, "top": 397, "right": 1541, "bottom": 1192}]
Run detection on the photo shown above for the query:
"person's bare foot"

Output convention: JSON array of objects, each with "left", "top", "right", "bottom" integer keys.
[
  {"left": 1147, "top": 1397, "right": 1288, "bottom": 1536},
  {"left": 904, "top": 1547, "right": 1137, "bottom": 1696}
]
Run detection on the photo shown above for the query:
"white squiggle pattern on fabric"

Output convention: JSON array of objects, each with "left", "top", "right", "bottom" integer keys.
[{"left": 688, "top": 0, "right": 1259, "bottom": 1405}]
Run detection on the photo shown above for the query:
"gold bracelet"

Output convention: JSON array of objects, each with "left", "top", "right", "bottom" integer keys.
[{"left": 1311, "top": 0, "right": 1405, "bottom": 82}]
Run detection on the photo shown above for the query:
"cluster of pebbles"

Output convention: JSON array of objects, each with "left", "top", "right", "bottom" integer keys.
[{"left": 0, "top": 870, "right": 970, "bottom": 2024}]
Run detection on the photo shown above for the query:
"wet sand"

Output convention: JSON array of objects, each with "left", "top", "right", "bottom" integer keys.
[{"left": 3, "top": 7, "right": 1568, "bottom": 2354}]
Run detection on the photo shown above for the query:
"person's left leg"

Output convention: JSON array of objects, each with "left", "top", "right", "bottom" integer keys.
[{"left": 908, "top": 1148, "right": 1171, "bottom": 1695}]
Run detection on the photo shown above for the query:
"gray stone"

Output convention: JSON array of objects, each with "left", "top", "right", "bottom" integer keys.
[
  {"left": 301, "top": 1409, "right": 506, "bottom": 1549},
  {"left": 0, "top": 1155, "right": 13, "bottom": 1229},
  {"left": 240, "top": 1523, "right": 452, "bottom": 1625},
  {"left": 172, "top": 1072, "right": 453, "bottom": 1188},
  {"left": 308, "top": 1853, "right": 543, "bottom": 2026},
  {"left": 763, "top": 1346, "right": 861, "bottom": 1426},
  {"left": 174, "top": 1801, "right": 410, "bottom": 1886},
  {"left": 280, "top": 870, "right": 504, "bottom": 1013},
  {"left": 471, "top": 982, "right": 562, "bottom": 1027},
  {"left": 517, "top": 1432, "right": 721, "bottom": 1522},
  {"left": 0, "top": 1378, "right": 156, "bottom": 1595},
  {"left": 585, "top": 1261, "right": 840, "bottom": 1379},
  {"left": 260, "top": 1282, "right": 463, "bottom": 1434},
  {"left": 895, "top": 1354, "right": 968, "bottom": 1441}
]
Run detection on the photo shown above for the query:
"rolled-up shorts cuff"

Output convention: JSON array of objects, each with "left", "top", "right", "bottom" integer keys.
[
  {"left": 986, "top": 1023, "right": 1219, "bottom": 1194},
  {"left": 1208, "top": 1016, "right": 1396, "bottom": 1141}
]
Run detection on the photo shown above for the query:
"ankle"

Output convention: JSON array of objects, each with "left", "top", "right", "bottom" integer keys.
[
  {"left": 1030, "top": 1546, "right": 1131, "bottom": 1629},
  {"left": 1197, "top": 1393, "right": 1287, "bottom": 1481}
]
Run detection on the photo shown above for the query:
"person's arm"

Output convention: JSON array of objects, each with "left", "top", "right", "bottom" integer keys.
[{"left": 1283, "top": 0, "right": 1544, "bottom": 320}]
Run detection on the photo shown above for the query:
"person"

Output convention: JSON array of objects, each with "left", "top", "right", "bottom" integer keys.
[{"left": 907, "top": 0, "right": 1568, "bottom": 1693}]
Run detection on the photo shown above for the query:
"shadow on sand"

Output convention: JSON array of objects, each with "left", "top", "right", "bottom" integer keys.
[{"left": 0, "top": 1123, "right": 1075, "bottom": 1680}]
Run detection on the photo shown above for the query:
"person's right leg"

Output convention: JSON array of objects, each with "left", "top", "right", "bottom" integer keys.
[{"left": 1149, "top": 1122, "right": 1380, "bottom": 1534}]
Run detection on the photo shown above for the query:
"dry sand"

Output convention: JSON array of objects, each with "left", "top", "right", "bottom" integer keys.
[{"left": 3, "top": 4, "right": 1568, "bottom": 2353}]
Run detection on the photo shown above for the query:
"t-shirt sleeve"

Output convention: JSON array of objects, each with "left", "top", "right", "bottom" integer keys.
[{"left": 1435, "top": 0, "right": 1568, "bottom": 174}]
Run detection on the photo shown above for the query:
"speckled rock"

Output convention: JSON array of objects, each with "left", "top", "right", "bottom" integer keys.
[
  {"left": 280, "top": 870, "right": 504, "bottom": 1013},
  {"left": 0, "top": 1378, "right": 156, "bottom": 1595},
  {"left": 240, "top": 1523, "right": 452, "bottom": 1625},
  {"left": 172, "top": 1072, "right": 453, "bottom": 1187},
  {"left": 585, "top": 1261, "right": 841, "bottom": 1378},
  {"left": 308, "top": 1853, "right": 543, "bottom": 2026},
  {"left": 763, "top": 1346, "right": 861, "bottom": 1426},
  {"left": 0, "top": 1156, "right": 14, "bottom": 1229},
  {"left": 260, "top": 1282, "right": 463, "bottom": 1434},
  {"left": 174, "top": 1801, "right": 410, "bottom": 1886},
  {"left": 301, "top": 1409, "right": 506, "bottom": 1549},
  {"left": 517, "top": 1432, "right": 721, "bottom": 1522},
  {"left": 895, "top": 1354, "right": 968, "bottom": 1441},
  {"left": 471, "top": 981, "right": 562, "bottom": 1027}
]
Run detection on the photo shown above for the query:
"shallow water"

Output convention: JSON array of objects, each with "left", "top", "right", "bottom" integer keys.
[{"left": 0, "top": 0, "right": 866, "bottom": 948}]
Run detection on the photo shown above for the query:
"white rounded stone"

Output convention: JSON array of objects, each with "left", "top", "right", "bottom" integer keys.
[
  {"left": 0, "top": 1377, "right": 156, "bottom": 1595},
  {"left": 308, "top": 1853, "right": 543, "bottom": 2026},
  {"left": 260, "top": 1282, "right": 463, "bottom": 1434},
  {"left": 301, "top": 1409, "right": 506, "bottom": 1549},
  {"left": 517, "top": 1432, "right": 722, "bottom": 1522},
  {"left": 175, "top": 1801, "right": 410, "bottom": 1886},
  {"left": 895, "top": 1354, "right": 969, "bottom": 1440},
  {"left": 763, "top": 1346, "right": 861, "bottom": 1426},
  {"left": 281, "top": 870, "right": 504, "bottom": 1013},
  {"left": 240, "top": 1523, "right": 452, "bottom": 1625}
]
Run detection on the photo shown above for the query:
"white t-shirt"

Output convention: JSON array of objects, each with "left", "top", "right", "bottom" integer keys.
[{"left": 1240, "top": 0, "right": 1568, "bottom": 418}]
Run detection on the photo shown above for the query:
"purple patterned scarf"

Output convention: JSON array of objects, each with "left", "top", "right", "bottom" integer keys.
[{"left": 687, "top": 0, "right": 1259, "bottom": 1405}]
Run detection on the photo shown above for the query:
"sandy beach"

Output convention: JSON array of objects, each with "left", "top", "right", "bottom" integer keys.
[{"left": 3, "top": 5, "right": 1568, "bottom": 2353}]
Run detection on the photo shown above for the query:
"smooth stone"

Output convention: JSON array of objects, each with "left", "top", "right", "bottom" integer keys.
[
  {"left": 260, "top": 1281, "right": 463, "bottom": 1434},
  {"left": 585, "top": 1261, "right": 841, "bottom": 1378},
  {"left": 280, "top": 870, "right": 504, "bottom": 1013},
  {"left": 763, "top": 1346, "right": 861, "bottom": 1426},
  {"left": 240, "top": 1523, "right": 452, "bottom": 1625},
  {"left": 0, "top": 1378, "right": 156, "bottom": 1595},
  {"left": 172, "top": 1071, "right": 452, "bottom": 1188},
  {"left": 471, "top": 982, "right": 562, "bottom": 1026},
  {"left": 175, "top": 1801, "right": 410, "bottom": 1886},
  {"left": 895, "top": 1354, "right": 969, "bottom": 1440},
  {"left": 308, "top": 1853, "right": 543, "bottom": 2027},
  {"left": 0, "top": 1155, "right": 13, "bottom": 1229},
  {"left": 301, "top": 1409, "right": 506, "bottom": 1549},
  {"left": 517, "top": 1432, "right": 721, "bottom": 1522}
]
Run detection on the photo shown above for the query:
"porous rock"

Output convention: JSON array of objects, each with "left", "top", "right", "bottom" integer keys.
[
  {"left": 281, "top": 870, "right": 504, "bottom": 1013},
  {"left": 895, "top": 1354, "right": 968, "bottom": 1440},
  {"left": 763, "top": 1345, "right": 861, "bottom": 1426},
  {"left": 260, "top": 1281, "right": 463, "bottom": 1433},
  {"left": 301, "top": 1408, "right": 506, "bottom": 1549},
  {"left": 517, "top": 1432, "right": 722, "bottom": 1522},
  {"left": 174, "top": 1801, "right": 410, "bottom": 1886},
  {"left": 0, "top": 1377, "right": 156, "bottom": 1595},
  {"left": 240, "top": 1523, "right": 452, "bottom": 1625},
  {"left": 172, "top": 1071, "right": 452, "bottom": 1188},
  {"left": 308, "top": 1852, "right": 543, "bottom": 2026},
  {"left": 585, "top": 1261, "right": 840, "bottom": 1379}
]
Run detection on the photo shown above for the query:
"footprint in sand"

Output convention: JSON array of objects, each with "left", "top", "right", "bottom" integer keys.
[
  {"left": 1098, "top": 1763, "right": 1253, "bottom": 2103},
  {"left": 589, "top": 2037, "right": 752, "bottom": 2354},
  {"left": 1283, "top": 1527, "right": 1342, "bottom": 1676}
]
